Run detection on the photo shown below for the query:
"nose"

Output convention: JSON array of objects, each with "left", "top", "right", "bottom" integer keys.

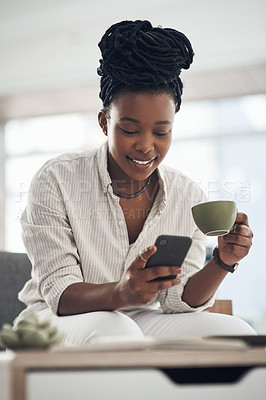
[{"left": 135, "top": 132, "right": 154, "bottom": 154}]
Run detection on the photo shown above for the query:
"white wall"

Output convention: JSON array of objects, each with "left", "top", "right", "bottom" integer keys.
[{"left": 0, "top": 0, "right": 265, "bottom": 96}]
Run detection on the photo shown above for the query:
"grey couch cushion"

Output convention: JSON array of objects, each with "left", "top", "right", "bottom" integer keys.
[{"left": 0, "top": 252, "right": 31, "bottom": 329}]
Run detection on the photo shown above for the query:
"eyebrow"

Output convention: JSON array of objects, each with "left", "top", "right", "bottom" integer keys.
[{"left": 119, "top": 117, "right": 171, "bottom": 125}]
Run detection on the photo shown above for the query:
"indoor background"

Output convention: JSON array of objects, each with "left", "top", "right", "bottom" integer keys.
[{"left": 0, "top": 0, "right": 265, "bottom": 331}]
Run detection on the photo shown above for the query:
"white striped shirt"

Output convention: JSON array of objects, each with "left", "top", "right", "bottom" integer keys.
[{"left": 19, "top": 141, "right": 214, "bottom": 315}]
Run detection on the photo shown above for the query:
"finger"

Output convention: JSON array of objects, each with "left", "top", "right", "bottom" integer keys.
[
  {"left": 222, "top": 234, "right": 252, "bottom": 248},
  {"left": 149, "top": 276, "right": 181, "bottom": 292},
  {"left": 223, "top": 224, "right": 253, "bottom": 242},
  {"left": 235, "top": 212, "right": 249, "bottom": 227},
  {"left": 133, "top": 245, "right": 157, "bottom": 270},
  {"left": 233, "top": 223, "right": 253, "bottom": 238},
  {"left": 144, "top": 266, "right": 182, "bottom": 282}
]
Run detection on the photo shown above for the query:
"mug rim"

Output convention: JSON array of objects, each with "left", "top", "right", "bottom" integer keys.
[{"left": 192, "top": 200, "right": 236, "bottom": 210}]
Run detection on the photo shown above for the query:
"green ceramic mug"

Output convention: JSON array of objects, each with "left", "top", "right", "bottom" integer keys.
[{"left": 191, "top": 200, "right": 237, "bottom": 236}]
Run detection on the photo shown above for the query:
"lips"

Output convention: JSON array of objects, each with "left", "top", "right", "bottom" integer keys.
[
  {"left": 127, "top": 156, "right": 157, "bottom": 170},
  {"left": 132, "top": 157, "right": 156, "bottom": 165}
]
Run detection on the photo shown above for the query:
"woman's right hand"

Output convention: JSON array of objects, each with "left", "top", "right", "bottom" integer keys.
[{"left": 115, "top": 246, "right": 182, "bottom": 307}]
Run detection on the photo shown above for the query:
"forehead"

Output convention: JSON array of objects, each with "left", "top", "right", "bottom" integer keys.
[{"left": 109, "top": 91, "right": 176, "bottom": 122}]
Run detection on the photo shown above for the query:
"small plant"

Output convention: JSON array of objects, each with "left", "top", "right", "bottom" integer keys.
[{"left": 0, "top": 313, "right": 63, "bottom": 350}]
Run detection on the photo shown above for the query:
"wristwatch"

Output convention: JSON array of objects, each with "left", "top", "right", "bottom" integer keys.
[{"left": 212, "top": 246, "right": 239, "bottom": 273}]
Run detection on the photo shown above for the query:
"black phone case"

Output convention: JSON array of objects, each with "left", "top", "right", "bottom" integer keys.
[{"left": 145, "top": 235, "right": 192, "bottom": 281}]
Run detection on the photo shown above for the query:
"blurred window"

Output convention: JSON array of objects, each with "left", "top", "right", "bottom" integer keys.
[{"left": 4, "top": 113, "right": 106, "bottom": 252}]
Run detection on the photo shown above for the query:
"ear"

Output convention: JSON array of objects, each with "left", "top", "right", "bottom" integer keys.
[{"left": 98, "top": 110, "right": 108, "bottom": 136}]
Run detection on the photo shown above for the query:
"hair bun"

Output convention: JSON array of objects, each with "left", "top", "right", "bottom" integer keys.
[{"left": 97, "top": 20, "right": 194, "bottom": 107}]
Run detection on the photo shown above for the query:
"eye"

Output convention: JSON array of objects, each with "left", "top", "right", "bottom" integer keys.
[
  {"left": 120, "top": 128, "right": 139, "bottom": 135},
  {"left": 153, "top": 131, "right": 170, "bottom": 137}
]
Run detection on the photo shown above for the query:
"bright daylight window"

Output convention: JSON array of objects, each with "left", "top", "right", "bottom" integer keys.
[
  {"left": 3, "top": 94, "right": 266, "bottom": 331},
  {"left": 4, "top": 113, "right": 106, "bottom": 253}
]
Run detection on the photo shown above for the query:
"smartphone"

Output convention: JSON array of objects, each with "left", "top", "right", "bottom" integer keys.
[{"left": 145, "top": 235, "right": 192, "bottom": 281}]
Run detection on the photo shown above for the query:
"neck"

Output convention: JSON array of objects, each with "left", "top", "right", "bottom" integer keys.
[
  {"left": 108, "top": 153, "right": 149, "bottom": 194},
  {"left": 112, "top": 175, "right": 152, "bottom": 198}
]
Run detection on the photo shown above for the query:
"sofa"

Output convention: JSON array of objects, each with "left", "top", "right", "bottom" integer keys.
[{"left": 0, "top": 251, "right": 31, "bottom": 330}]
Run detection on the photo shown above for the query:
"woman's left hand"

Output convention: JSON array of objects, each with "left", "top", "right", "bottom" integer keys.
[{"left": 217, "top": 212, "right": 254, "bottom": 266}]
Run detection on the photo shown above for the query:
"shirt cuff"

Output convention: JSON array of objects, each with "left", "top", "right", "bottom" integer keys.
[
  {"left": 42, "top": 275, "right": 84, "bottom": 315},
  {"left": 158, "top": 271, "right": 216, "bottom": 313}
]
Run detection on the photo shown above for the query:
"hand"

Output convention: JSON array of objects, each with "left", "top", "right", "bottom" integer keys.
[
  {"left": 218, "top": 212, "right": 253, "bottom": 266},
  {"left": 115, "top": 246, "right": 181, "bottom": 307}
]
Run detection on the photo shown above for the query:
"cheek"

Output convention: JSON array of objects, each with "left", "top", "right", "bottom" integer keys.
[
  {"left": 106, "top": 125, "right": 117, "bottom": 151},
  {"left": 159, "top": 136, "right": 172, "bottom": 155},
  {"left": 112, "top": 135, "right": 123, "bottom": 153},
  {"left": 107, "top": 130, "right": 125, "bottom": 158}
]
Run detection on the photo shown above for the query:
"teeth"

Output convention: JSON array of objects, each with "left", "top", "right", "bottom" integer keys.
[{"left": 133, "top": 158, "right": 155, "bottom": 165}]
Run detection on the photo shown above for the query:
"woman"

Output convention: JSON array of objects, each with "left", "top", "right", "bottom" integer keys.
[{"left": 16, "top": 20, "right": 255, "bottom": 344}]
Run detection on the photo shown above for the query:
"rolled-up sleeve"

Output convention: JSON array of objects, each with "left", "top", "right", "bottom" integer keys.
[
  {"left": 158, "top": 227, "right": 215, "bottom": 314},
  {"left": 20, "top": 168, "right": 84, "bottom": 314}
]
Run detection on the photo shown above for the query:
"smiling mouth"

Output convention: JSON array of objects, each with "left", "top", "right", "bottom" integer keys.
[{"left": 128, "top": 156, "right": 157, "bottom": 165}]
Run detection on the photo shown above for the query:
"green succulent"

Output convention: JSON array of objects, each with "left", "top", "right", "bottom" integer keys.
[{"left": 0, "top": 313, "right": 64, "bottom": 350}]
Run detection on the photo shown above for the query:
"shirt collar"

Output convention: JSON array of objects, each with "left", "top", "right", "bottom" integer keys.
[
  {"left": 96, "top": 140, "right": 112, "bottom": 194},
  {"left": 154, "top": 164, "right": 168, "bottom": 212},
  {"left": 96, "top": 140, "right": 168, "bottom": 206}
]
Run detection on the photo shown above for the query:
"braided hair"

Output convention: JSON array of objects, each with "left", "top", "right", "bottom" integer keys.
[{"left": 97, "top": 20, "right": 194, "bottom": 112}]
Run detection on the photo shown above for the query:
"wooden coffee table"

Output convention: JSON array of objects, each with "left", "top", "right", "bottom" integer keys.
[{"left": 1, "top": 346, "right": 266, "bottom": 400}]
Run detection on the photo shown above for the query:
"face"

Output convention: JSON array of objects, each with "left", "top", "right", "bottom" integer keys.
[{"left": 98, "top": 91, "right": 176, "bottom": 182}]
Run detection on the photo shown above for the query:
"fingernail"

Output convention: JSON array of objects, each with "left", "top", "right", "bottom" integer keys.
[{"left": 147, "top": 246, "right": 154, "bottom": 252}]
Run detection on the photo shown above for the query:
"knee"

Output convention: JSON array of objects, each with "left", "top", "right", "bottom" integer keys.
[
  {"left": 218, "top": 314, "right": 257, "bottom": 335},
  {"left": 202, "top": 313, "right": 256, "bottom": 336},
  {"left": 90, "top": 311, "right": 144, "bottom": 339},
  {"left": 53, "top": 311, "right": 144, "bottom": 345}
]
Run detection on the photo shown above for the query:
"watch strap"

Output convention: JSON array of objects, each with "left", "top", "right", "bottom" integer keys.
[{"left": 212, "top": 246, "right": 239, "bottom": 273}]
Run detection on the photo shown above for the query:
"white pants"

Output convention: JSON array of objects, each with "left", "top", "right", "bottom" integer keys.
[{"left": 34, "top": 307, "right": 256, "bottom": 346}]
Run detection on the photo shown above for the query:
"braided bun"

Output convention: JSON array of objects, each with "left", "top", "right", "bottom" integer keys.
[{"left": 97, "top": 20, "right": 194, "bottom": 111}]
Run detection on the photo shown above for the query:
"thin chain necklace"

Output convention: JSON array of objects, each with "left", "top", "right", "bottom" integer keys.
[{"left": 112, "top": 175, "right": 152, "bottom": 198}]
